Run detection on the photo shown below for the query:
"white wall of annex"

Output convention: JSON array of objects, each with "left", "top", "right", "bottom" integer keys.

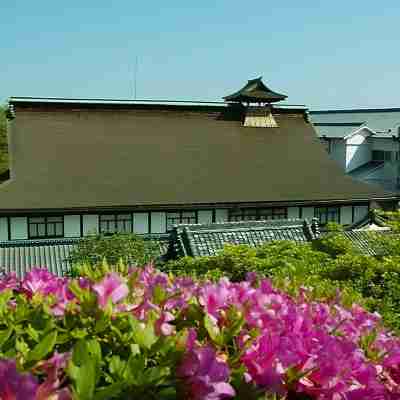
[
  {"left": 302, "top": 207, "right": 314, "bottom": 219},
  {"left": 198, "top": 210, "right": 213, "bottom": 224},
  {"left": 0, "top": 218, "right": 8, "bottom": 241},
  {"left": 346, "top": 144, "right": 371, "bottom": 172},
  {"left": 64, "top": 215, "right": 81, "bottom": 237},
  {"left": 215, "top": 209, "right": 228, "bottom": 222},
  {"left": 151, "top": 212, "right": 166, "bottom": 233},
  {"left": 340, "top": 206, "right": 353, "bottom": 225},
  {"left": 353, "top": 205, "right": 369, "bottom": 223},
  {"left": 10, "top": 217, "right": 28, "bottom": 240},
  {"left": 82, "top": 215, "right": 98, "bottom": 235},
  {"left": 287, "top": 207, "right": 300, "bottom": 219},
  {"left": 133, "top": 213, "right": 149, "bottom": 234}
]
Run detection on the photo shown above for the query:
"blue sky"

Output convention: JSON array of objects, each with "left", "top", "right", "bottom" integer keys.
[{"left": 1, "top": 1, "right": 400, "bottom": 109}]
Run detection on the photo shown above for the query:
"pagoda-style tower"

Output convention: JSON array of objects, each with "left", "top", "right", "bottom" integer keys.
[
  {"left": 223, "top": 77, "right": 287, "bottom": 104},
  {"left": 224, "top": 77, "right": 287, "bottom": 127}
]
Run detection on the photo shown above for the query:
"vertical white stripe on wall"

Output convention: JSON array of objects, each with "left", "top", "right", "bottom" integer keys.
[
  {"left": 215, "top": 209, "right": 228, "bottom": 222},
  {"left": 198, "top": 210, "right": 213, "bottom": 224},
  {"left": 64, "top": 215, "right": 81, "bottom": 237},
  {"left": 287, "top": 207, "right": 300, "bottom": 220},
  {"left": 133, "top": 213, "right": 149, "bottom": 234},
  {"left": 0, "top": 218, "right": 8, "bottom": 241},
  {"left": 150, "top": 212, "right": 166, "bottom": 233},
  {"left": 302, "top": 207, "right": 314, "bottom": 220},
  {"left": 10, "top": 217, "right": 28, "bottom": 240},
  {"left": 340, "top": 206, "right": 353, "bottom": 225},
  {"left": 82, "top": 215, "right": 99, "bottom": 236}
]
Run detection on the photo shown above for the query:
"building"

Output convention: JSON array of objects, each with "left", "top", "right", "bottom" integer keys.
[
  {"left": 1, "top": 78, "right": 397, "bottom": 243},
  {"left": 168, "top": 218, "right": 318, "bottom": 258},
  {"left": 310, "top": 108, "right": 400, "bottom": 192}
]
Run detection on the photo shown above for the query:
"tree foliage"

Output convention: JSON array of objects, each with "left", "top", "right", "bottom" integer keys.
[{"left": 68, "top": 233, "right": 161, "bottom": 274}]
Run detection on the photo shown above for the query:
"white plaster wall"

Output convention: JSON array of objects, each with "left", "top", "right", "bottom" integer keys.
[
  {"left": 0, "top": 218, "right": 8, "bottom": 241},
  {"left": 346, "top": 144, "right": 371, "bottom": 172},
  {"left": 133, "top": 213, "right": 149, "bottom": 234},
  {"left": 10, "top": 217, "right": 28, "bottom": 240},
  {"left": 198, "top": 210, "right": 213, "bottom": 224},
  {"left": 329, "top": 139, "right": 346, "bottom": 169},
  {"left": 82, "top": 215, "right": 99, "bottom": 236},
  {"left": 340, "top": 206, "right": 353, "bottom": 225},
  {"left": 302, "top": 207, "right": 314, "bottom": 219},
  {"left": 215, "top": 209, "right": 228, "bottom": 222},
  {"left": 287, "top": 207, "right": 300, "bottom": 219},
  {"left": 353, "top": 205, "right": 369, "bottom": 223},
  {"left": 64, "top": 215, "right": 80, "bottom": 237},
  {"left": 150, "top": 212, "right": 166, "bottom": 233}
]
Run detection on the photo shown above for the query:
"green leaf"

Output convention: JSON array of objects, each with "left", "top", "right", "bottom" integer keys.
[
  {"left": 69, "top": 340, "right": 97, "bottom": 400},
  {"left": 153, "top": 284, "right": 167, "bottom": 304},
  {"left": 0, "top": 327, "right": 13, "bottom": 348},
  {"left": 26, "top": 330, "right": 57, "bottom": 362},
  {"left": 109, "top": 355, "right": 126, "bottom": 379},
  {"left": 93, "top": 382, "right": 126, "bottom": 400},
  {"left": 143, "top": 366, "right": 170, "bottom": 385},
  {"left": 204, "top": 314, "right": 223, "bottom": 346},
  {"left": 129, "top": 316, "right": 157, "bottom": 350}
]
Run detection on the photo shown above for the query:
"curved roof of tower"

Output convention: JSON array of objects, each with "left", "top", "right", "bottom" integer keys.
[{"left": 223, "top": 77, "right": 288, "bottom": 103}]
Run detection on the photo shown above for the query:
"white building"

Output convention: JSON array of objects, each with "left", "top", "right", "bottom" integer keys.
[{"left": 310, "top": 108, "right": 400, "bottom": 192}]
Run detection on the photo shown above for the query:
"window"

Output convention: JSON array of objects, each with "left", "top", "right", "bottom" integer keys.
[
  {"left": 166, "top": 211, "right": 197, "bottom": 231},
  {"left": 228, "top": 208, "right": 287, "bottom": 222},
  {"left": 99, "top": 214, "right": 132, "bottom": 234},
  {"left": 372, "top": 150, "right": 392, "bottom": 162},
  {"left": 28, "top": 216, "right": 64, "bottom": 239},
  {"left": 314, "top": 206, "right": 340, "bottom": 225}
]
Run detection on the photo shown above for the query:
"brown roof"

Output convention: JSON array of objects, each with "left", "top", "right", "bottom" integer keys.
[{"left": 0, "top": 99, "right": 395, "bottom": 212}]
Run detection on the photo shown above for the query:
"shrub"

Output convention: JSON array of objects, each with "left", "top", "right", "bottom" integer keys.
[
  {"left": 1, "top": 266, "right": 400, "bottom": 399},
  {"left": 68, "top": 233, "right": 160, "bottom": 274}
]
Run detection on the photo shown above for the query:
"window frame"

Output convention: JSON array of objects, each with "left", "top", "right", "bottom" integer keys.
[
  {"left": 166, "top": 210, "right": 198, "bottom": 231},
  {"left": 372, "top": 150, "right": 392, "bottom": 162},
  {"left": 28, "top": 215, "right": 64, "bottom": 239},
  {"left": 314, "top": 206, "right": 340, "bottom": 225},
  {"left": 228, "top": 207, "right": 288, "bottom": 222},
  {"left": 99, "top": 213, "right": 133, "bottom": 235}
]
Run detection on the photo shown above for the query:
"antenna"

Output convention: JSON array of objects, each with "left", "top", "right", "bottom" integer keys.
[{"left": 134, "top": 56, "right": 138, "bottom": 100}]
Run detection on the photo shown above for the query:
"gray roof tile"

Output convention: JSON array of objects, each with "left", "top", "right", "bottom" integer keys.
[
  {"left": 0, "top": 238, "right": 80, "bottom": 278},
  {"left": 169, "top": 219, "right": 316, "bottom": 258}
]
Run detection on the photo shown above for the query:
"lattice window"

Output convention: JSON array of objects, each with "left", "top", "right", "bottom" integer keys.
[
  {"left": 228, "top": 208, "right": 287, "bottom": 222},
  {"left": 166, "top": 211, "right": 197, "bottom": 231},
  {"left": 28, "top": 216, "right": 64, "bottom": 239},
  {"left": 99, "top": 214, "right": 132, "bottom": 234}
]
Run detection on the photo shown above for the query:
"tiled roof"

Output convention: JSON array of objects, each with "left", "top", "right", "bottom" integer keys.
[
  {"left": 168, "top": 219, "right": 317, "bottom": 258},
  {"left": 0, "top": 238, "right": 79, "bottom": 278},
  {"left": 0, "top": 235, "right": 171, "bottom": 278}
]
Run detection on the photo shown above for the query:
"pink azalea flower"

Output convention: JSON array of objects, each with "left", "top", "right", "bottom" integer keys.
[
  {"left": 35, "top": 352, "right": 72, "bottom": 400},
  {"left": 92, "top": 273, "right": 129, "bottom": 309},
  {"left": 177, "top": 345, "right": 235, "bottom": 400},
  {"left": 0, "top": 272, "right": 18, "bottom": 292},
  {"left": 155, "top": 311, "right": 175, "bottom": 336},
  {"left": 21, "top": 268, "right": 61, "bottom": 298},
  {"left": 0, "top": 359, "right": 38, "bottom": 400}
]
